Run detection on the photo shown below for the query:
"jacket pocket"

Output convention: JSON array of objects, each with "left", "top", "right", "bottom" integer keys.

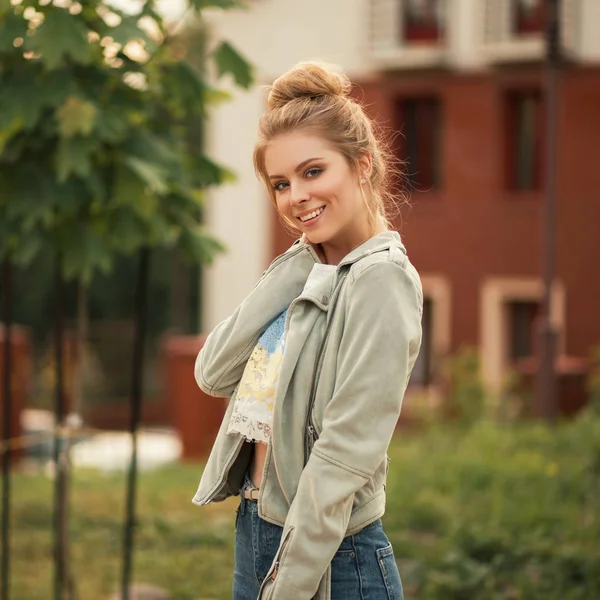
[
  {"left": 258, "top": 526, "right": 295, "bottom": 599},
  {"left": 376, "top": 543, "right": 403, "bottom": 600}
]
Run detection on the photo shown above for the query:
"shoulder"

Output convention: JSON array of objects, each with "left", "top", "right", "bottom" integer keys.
[{"left": 347, "top": 245, "right": 423, "bottom": 306}]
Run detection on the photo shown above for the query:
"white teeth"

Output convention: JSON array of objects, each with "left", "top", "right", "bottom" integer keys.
[{"left": 299, "top": 207, "right": 324, "bottom": 223}]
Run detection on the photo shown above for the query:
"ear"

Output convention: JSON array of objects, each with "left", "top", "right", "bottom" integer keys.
[{"left": 357, "top": 153, "right": 373, "bottom": 182}]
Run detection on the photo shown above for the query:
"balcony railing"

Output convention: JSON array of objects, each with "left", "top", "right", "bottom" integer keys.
[
  {"left": 369, "top": 0, "right": 448, "bottom": 69},
  {"left": 369, "top": 0, "right": 586, "bottom": 70}
]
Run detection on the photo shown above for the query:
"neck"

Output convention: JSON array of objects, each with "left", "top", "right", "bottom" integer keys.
[{"left": 320, "top": 223, "right": 388, "bottom": 265}]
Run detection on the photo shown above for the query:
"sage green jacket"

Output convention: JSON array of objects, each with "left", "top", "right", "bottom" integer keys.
[{"left": 192, "top": 231, "right": 423, "bottom": 600}]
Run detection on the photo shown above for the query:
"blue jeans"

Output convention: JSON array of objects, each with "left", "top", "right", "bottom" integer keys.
[{"left": 233, "top": 474, "right": 403, "bottom": 600}]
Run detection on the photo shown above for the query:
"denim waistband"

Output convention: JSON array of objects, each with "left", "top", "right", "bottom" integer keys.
[{"left": 242, "top": 471, "right": 256, "bottom": 492}]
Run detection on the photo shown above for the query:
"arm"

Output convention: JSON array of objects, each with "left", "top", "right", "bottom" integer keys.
[
  {"left": 195, "top": 241, "right": 316, "bottom": 398},
  {"left": 259, "top": 258, "right": 423, "bottom": 599}
]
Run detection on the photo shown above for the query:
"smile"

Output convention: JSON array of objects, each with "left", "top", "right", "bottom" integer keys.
[{"left": 298, "top": 206, "right": 325, "bottom": 223}]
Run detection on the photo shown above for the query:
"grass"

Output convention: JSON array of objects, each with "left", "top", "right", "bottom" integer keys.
[{"left": 8, "top": 412, "right": 600, "bottom": 599}]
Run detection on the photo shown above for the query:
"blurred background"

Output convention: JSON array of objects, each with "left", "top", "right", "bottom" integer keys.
[{"left": 1, "top": 0, "right": 599, "bottom": 599}]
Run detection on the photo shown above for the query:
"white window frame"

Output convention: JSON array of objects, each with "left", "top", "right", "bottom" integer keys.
[{"left": 480, "top": 276, "right": 566, "bottom": 393}]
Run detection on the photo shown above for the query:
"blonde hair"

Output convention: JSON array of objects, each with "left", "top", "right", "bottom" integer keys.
[{"left": 253, "top": 62, "right": 404, "bottom": 234}]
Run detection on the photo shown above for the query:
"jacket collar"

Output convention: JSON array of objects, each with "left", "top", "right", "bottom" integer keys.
[
  {"left": 295, "top": 230, "right": 405, "bottom": 267},
  {"left": 337, "top": 230, "right": 405, "bottom": 267}
]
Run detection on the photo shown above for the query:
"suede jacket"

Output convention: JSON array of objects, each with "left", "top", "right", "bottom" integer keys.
[{"left": 192, "top": 230, "right": 423, "bottom": 600}]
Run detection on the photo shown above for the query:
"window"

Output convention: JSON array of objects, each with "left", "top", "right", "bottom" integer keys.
[
  {"left": 512, "top": 0, "right": 547, "bottom": 35},
  {"left": 410, "top": 298, "right": 433, "bottom": 385},
  {"left": 402, "top": 0, "right": 446, "bottom": 43},
  {"left": 397, "top": 97, "right": 443, "bottom": 191},
  {"left": 505, "top": 90, "right": 544, "bottom": 191},
  {"left": 507, "top": 300, "right": 540, "bottom": 362}
]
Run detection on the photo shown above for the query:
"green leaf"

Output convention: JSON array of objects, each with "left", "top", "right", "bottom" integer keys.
[
  {"left": 49, "top": 178, "right": 90, "bottom": 216},
  {"left": 0, "top": 115, "right": 22, "bottom": 157},
  {"left": 0, "top": 70, "right": 45, "bottom": 130},
  {"left": 94, "top": 109, "right": 129, "bottom": 143},
  {"left": 2, "top": 164, "right": 55, "bottom": 229},
  {"left": 0, "top": 0, "right": 13, "bottom": 17},
  {"left": 12, "top": 233, "right": 43, "bottom": 266},
  {"left": 178, "top": 225, "right": 226, "bottom": 265},
  {"left": 203, "top": 85, "right": 232, "bottom": 106},
  {"left": 159, "top": 61, "right": 208, "bottom": 117},
  {"left": 100, "top": 15, "right": 149, "bottom": 48},
  {"left": 0, "top": 13, "right": 28, "bottom": 52},
  {"left": 105, "top": 208, "right": 148, "bottom": 254},
  {"left": 212, "top": 41, "right": 253, "bottom": 89},
  {"left": 58, "top": 223, "right": 112, "bottom": 282},
  {"left": 189, "top": 0, "right": 242, "bottom": 10},
  {"left": 145, "top": 213, "right": 179, "bottom": 246},
  {"left": 123, "top": 130, "right": 179, "bottom": 172},
  {"left": 55, "top": 137, "right": 99, "bottom": 182},
  {"left": 192, "top": 155, "right": 236, "bottom": 187},
  {"left": 112, "top": 162, "right": 158, "bottom": 216},
  {"left": 40, "top": 69, "right": 80, "bottom": 109},
  {"left": 25, "top": 8, "right": 92, "bottom": 69},
  {"left": 124, "top": 156, "right": 168, "bottom": 194},
  {"left": 56, "top": 96, "right": 98, "bottom": 138}
]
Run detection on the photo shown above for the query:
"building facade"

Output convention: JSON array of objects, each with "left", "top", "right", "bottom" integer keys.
[{"left": 203, "top": 0, "right": 600, "bottom": 397}]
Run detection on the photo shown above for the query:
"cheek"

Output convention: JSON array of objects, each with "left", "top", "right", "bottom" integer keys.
[
  {"left": 323, "top": 173, "right": 354, "bottom": 203},
  {"left": 275, "top": 194, "right": 290, "bottom": 217}
]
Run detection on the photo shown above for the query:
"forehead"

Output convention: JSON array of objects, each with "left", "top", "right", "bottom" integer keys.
[{"left": 264, "top": 132, "right": 338, "bottom": 175}]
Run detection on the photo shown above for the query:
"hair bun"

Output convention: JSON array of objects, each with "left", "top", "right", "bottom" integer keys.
[{"left": 267, "top": 62, "right": 352, "bottom": 111}]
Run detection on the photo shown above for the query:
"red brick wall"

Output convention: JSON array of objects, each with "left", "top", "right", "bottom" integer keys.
[{"left": 269, "top": 67, "right": 600, "bottom": 358}]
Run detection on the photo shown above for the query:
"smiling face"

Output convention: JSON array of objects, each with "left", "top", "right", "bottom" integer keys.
[{"left": 264, "top": 131, "right": 373, "bottom": 263}]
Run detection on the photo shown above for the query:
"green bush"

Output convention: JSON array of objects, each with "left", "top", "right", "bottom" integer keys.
[
  {"left": 386, "top": 413, "right": 600, "bottom": 600},
  {"left": 588, "top": 344, "right": 600, "bottom": 416},
  {"left": 10, "top": 413, "right": 600, "bottom": 599},
  {"left": 443, "top": 346, "right": 488, "bottom": 424}
]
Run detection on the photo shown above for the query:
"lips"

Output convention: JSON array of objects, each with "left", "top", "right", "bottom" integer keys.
[{"left": 297, "top": 206, "right": 325, "bottom": 223}]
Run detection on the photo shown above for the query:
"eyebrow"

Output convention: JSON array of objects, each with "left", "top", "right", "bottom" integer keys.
[{"left": 268, "top": 157, "right": 324, "bottom": 180}]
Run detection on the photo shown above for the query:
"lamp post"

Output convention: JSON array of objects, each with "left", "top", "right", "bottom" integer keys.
[{"left": 536, "top": 0, "right": 560, "bottom": 422}]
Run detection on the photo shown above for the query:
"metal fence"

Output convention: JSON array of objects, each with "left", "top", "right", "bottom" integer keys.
[{"left": 1, "top": 248, "right": 151, "bottom": 600}]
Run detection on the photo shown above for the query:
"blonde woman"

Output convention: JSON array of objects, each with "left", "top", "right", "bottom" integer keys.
[{"left": 193, "top": 62, "right": 423, "bottom": 600}]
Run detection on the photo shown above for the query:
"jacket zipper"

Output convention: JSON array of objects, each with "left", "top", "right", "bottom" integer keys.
[
  {"left": 257, "top": 526, "right": 295, "bottom": 598},
  {"left": 303, "top": 273, "right": 348, "bottom": 465}
]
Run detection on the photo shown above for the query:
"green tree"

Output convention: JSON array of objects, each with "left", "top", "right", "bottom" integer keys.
[
  {"left": 0, "top": 2, "right": 252, "bottom": 598},
  {"left": 0, "top": 0, "right": 252, "bottom": 278}
]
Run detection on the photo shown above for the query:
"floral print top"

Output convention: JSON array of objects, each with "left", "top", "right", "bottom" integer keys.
[{"left": 226, "top": 309, "right": 288, "bottom": 443}]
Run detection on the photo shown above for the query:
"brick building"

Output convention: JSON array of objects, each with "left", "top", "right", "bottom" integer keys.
[{"left": 204, "top": 0, "right": 600, "bottom": 396}]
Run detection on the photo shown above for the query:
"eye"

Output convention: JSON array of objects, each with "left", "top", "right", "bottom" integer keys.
[
  {"left": 273, "top": 181, "right": 289, "bottom": 192},
  {"left": 305, "top": 167, "right": 322, "bottom": 179}
]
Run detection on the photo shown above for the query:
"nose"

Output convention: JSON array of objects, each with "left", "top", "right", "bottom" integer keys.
[{"left": 289, "top": 180, "right": 310, "bottom": 206}]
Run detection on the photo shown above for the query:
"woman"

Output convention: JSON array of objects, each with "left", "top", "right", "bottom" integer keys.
[{"left": 193, "top": 62, "right": 423, "bottom": 600}]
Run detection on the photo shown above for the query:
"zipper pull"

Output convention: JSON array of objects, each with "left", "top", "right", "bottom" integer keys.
[{"left": 271, "top": 560, "right": 279, "bottom": 581}]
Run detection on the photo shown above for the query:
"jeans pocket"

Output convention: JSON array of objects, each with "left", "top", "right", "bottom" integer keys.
[{"left": 376, "top": 544, "right": 403, "bottom": 600}]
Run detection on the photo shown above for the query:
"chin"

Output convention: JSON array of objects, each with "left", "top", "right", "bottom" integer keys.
[{"left": 303, "top": 231, "right": 329, "bottom": 245}]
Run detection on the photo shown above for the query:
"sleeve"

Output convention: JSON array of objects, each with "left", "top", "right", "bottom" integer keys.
[
  {"left": 258, "top": 259, "right": 423, "bottom": 600},
  {"left": 195, "top": 243, "right": 316, "bottom": 398}
]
